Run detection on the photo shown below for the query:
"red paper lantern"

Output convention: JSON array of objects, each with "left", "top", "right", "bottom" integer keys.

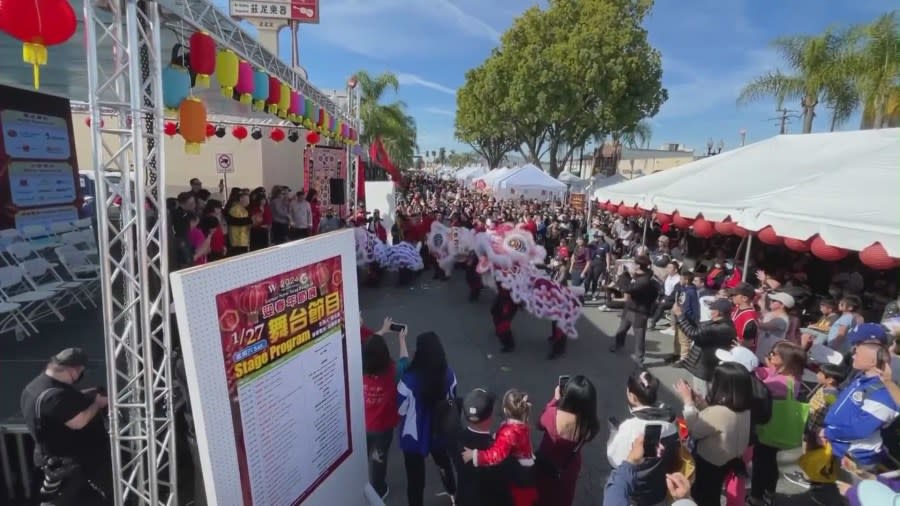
[
  {"left": 784, "top": 237, "right": 811, "bottom": 253},
  {"left": 189, "top": 32, "right": 216, "bottom": 87},
  {"left": 232, "top": 125, "right": 248, "bottom": 141},
  {"left": 163, "top": 121, "right": 178, "bottom": 137},
  {"left": 655, "top": 212, "right": 672, "bottom": 225},
  {"left": 672, "top": 212, "right": 695, "bottom": 229},
  {"left": 205, "top": 123, "right": 216, "bottom": 138},
  {"left": 270, "top": 128, "right": 285, "bottom": 143},
  {"left": 732, "top": 225, "right": 749, "bottom": 238},
  {"left": 606, "top": 203, "right": 619, "bottom": 214},
  {"left": 757, "top": 226, "right": 783, "bottom": 246},
  {"left": 714, "top": 218, "right": 735, "bottom": 235},
  {"left": 0, "top": 0, "right": 78, "bottom": 89},
  {"left": 267, "top": 77, "right": 281, "bottom": 114},
  {"left": 859, "top": 243, "right": 899, "bottom": 270},
  {"left": 85, "top": 117, "right": 105, "bottom": 128},
  {"left": 306, "top": 130, "right": 320, "bottom": 144},
  {"left": 692, "top": 218, "right": 715, "bottom": 238},
  {"left": 810, "top": 236, "right": 849, "bottom": 262}
]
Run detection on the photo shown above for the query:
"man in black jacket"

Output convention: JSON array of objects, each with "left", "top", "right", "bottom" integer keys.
[
  {"left": 673, "top": 297, "right": 737, "bottom": 395},
  {"left": 609, "top": 255, "right": 659, "bottom": 364},
  {"left": 452, "top": 389, "right": 512, "bottom": 506}
]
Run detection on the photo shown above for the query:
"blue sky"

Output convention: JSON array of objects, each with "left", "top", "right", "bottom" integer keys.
[{"left": 218, "top": 0, "right": 895, "bottom": 155}]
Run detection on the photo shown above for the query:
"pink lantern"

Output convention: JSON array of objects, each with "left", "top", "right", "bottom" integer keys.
[
  {"left": 859, "top": 243, "right": 900, "bottom": 270},
  {"left": 757, "top": 226, "right": 782, "bottom": 246}
]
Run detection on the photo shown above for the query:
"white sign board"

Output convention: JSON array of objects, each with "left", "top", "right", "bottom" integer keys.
[
  {"left": 170, "top": 230, "right": 372, "bottom": 505},
  {"left": 229, "top": 0, "right": 319, "bottom": 22},
  {"left": 215, "top": 153, "right": 234, "bottom": 174}
]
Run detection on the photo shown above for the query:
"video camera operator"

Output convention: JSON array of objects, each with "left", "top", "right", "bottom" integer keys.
[{"left": 20, "top": 348, "right": 112, "bottom": 505}]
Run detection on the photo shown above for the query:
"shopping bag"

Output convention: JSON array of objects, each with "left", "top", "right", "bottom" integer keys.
[
  {"left": 799, "top": 442, "right": 837, "bottom": 483},
  {"left": 756, "top": 378, "right": 809, "bottom": 449}
]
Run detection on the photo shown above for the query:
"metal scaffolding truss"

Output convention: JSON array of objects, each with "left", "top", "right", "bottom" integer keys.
[{"left": 158, "top": 0, "right": 358, "bottom": 128}]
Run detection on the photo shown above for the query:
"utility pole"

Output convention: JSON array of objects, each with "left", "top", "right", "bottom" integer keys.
[{"left": 769, "top": 108, "right": 800, "bottom": 134}]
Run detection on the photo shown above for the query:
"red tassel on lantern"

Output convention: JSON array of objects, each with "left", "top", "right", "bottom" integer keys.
[
  {"left": 757, "top": 226, "right": 783, "bottom": 246},
  {"left": 270, "top": 128, "right": 285, "bottom": 143},
  {"left": 163, "top": 121, "right": 178, "bottom": 137},
  {"left": 859, "top": 243, "right": 900, "bottom": 270},
  {"left": 267, "top": 77, "right": 281, "bottom": 114},
  {"left": 784, "top": 237, "right": 811, "bottom": 253},
  {"left": 306, "top": 130, "right": 320, "bottom": 144},
  {"left": 0, "top": 0, "right": 78, "bottom": 89},
  {"left": 672, "top": 212, "right": 695, "bottom": 229},
  {"left": 232, "top": 125, "right": 248, "bottom": 141},
  {"left": 692, "top": 218, "right": 715, "bottom": 238},
  {"left": 810, "top": 236, "right": 849, "bottom": 262},
  {"left": 189, "top": 32, "right": 216, "bottom": 87},
  {"left": 655, "top": 212, "right": 672, "bottom": 225},
  {"left": 714, "top": 218, "right": 735, "bottom": 235}
]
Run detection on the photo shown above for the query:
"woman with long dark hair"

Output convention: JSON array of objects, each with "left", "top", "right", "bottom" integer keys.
[
  {"left": 306, "top": 188, "right": 321, "bottom": 235},
  {"left": 248, "top": 191, "right": 271, "bottom": 251},
  {"left": 397, "top": 332, "right": 457, "bottom": 506},
  {"left": 535, "top": 375, "right": 600, "bottom": 506}
]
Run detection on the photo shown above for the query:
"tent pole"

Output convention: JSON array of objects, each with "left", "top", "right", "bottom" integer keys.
[
  {"left": 641, "top": 214, "right": 649, "bottom": 245},
  {"left": 742, "top": 234, "right": 753, "bottom": 281}
]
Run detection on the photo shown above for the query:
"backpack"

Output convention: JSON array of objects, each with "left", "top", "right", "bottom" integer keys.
[
  {"left": 432, "top": 396, "right": 462, "bottom": 438},
  {"left": 751, "top": 376, "right": 774, "bottom": 426}
]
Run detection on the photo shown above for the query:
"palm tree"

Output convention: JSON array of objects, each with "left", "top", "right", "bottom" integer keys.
[
  {"left": 853, "top": 13, "right": 900, "bottom": 128},
  {"left": 355, "top": 70, "right": 418, "bottom": 168},
  {"left": 620, "top": 120, "right": 653, "bottom": 149},
  {"left": 738, "top": 29, "right": 853, "bottom": 133}
]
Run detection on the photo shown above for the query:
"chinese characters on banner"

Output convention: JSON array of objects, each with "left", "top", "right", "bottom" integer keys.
[
  {"left": 229, "top": 0, "right": 320, "bottom": 23},
  {"left": 568, "top": 192, "right": 585, "bottom": 211},
  {"left": 215, "top": 255, "right": 350, "bottom": 505}
]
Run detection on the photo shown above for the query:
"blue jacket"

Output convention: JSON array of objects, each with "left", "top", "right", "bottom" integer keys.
[
  {"left": 824, "top": 374, "right": 898, "bottom": 465},
  {"left": 676, "top": 284, "right": 700, "bottom": 324},
  {"left": 397, "top": 367, "right": 457, "bottom": 455}
]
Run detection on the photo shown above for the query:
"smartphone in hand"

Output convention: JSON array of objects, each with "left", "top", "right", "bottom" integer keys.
[
  {"left": 389, "top": 322, "right": 407, "bottom": 333},
  {"left": 558, "top": 375, "right": 571, "bottom": 391},
  {"left": 643, "top": 424, "right": 662, "bottom": 458}
]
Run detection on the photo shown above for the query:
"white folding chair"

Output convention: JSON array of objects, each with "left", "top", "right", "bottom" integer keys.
[
  {"left": 73, "top": 218, "right": 94, "bottom": 231},
  {"left": 20, "top": 224, "right": 60, "bottom": 252},
  {"left": 0, "top": 229, "right": 24, "bottom": 264},
  {"left": 18, "top": 257, "right": 93, "bottom": 309},
  {"left": 55, "top": 246, "right": 101, "bottom": 282},
  {"left": 0, "top": 266, "right": 62, "bottom": 328},
  {"left": 48, "top": 221, "right": 76, "bottom": 238},
  {"left": 60, "top": 231, "right": 99, "bottom": 256},
  {"left": 6, "top": 242, "right": 57, "bottom": 268},
  {"left": 0, "top": 298, "right": 29, "bottom": 340}
]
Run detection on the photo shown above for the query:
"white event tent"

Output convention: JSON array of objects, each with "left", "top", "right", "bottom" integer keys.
[
  {"left": 493, "top": 163, "right": 568, "bottom": 201},
  {"left": 455, "top": 165, "right": 488, "bottom": 184},
  {"left": 471, "top": 166, "right": 513, "bottom": 190},
  {"left": 557, "top": 171, "right": 589, "bottom": 191},
  {"left": 592, "top": 129, "right": 900, "bottom": 257}
]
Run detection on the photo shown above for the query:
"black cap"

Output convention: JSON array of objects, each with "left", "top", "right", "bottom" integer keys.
[
  {"left": 463, "top": 388, "right": 496, "bottom": 423},
  {"left": 50, "top": 348, "right": 89, "bottom": 367},
  {"left": 709, "top": 298, "right": 733, "bottom": 314},
  {"left": 727, "top": 282, "right": 756, "bottom": 298}
]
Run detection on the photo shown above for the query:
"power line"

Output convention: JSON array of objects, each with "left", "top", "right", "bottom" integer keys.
[{"left": 767, "top": 108, "right": 801, "bottom": 134}]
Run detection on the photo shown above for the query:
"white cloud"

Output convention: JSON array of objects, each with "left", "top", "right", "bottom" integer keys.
[
  {"left": 398, "top": 74, "right": 457, "bottom": 96},
  {"left": 423, "top": 107, "right": 456, "bottom": 117}
]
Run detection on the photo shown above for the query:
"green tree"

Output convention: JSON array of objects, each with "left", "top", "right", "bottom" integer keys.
[
  {"left": 355, "top": 70, "right": 418, "bottom": 168},
  {"left": 853, "top": 12, "right": 900, "bottom": 128}
]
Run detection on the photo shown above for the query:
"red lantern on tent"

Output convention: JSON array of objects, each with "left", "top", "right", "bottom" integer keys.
[
  {"left": 810, "top": 236, "right": 849, "bottom": 262},
  {"left": 163, "top": 121, "right": 178, "bottom": 137},
  {"left": 784, "top": 237, "right": 811, "bottom": 253},
  {"left": 859, "top": 243, "right": 899, "bottom": 270},
  {"left": 188, "top": 32, "right": 216, "bottom": 87},
  {"left": 732, "top": 225, "right": 749, "bottom": 238},
  {"left": 0, "top": 0, "right": 78, "bottom": 89},
  {"left": 692, "top": 218, "right": 715, "bottom": 238},
  {"left": 714, "top": 218, "right": 735, "bottom": 235},
  {"left": 306, "top": 131, "right": 320, "bottom": 144},
  {"left": 672, "top": 212, "right": 695, "bottom": 229},
  {"left": 205, "top": 123, "right": 216, "bottom": 138},
  {"left": 270, "top": 128, "right": 285, "bottom": 143},
  {"left": 757, "top": 226, "right": 783, "bottom": 246},
  {"left": 655, "top": 212, "right": 672, "bottom": 225},
  {"left": 232, "top": 125, "right": 248, "bottom": 141}
]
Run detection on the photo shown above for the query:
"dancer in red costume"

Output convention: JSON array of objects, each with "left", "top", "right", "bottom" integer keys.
[
  {"left": 465, "top": 251, "right": 482, "bottom": 302},
  {"left": 491, "top": 287, "right": 519, "bottom": 352}
]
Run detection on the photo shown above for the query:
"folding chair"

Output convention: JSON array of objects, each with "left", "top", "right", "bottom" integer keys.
[
  {"left": 0, "top": 266, "right": 62, "bottom": 328},
  {"left": 73, "top": 218, "right": 93, "bottom": 232},
  {"left": 18, "top": 257, "right": 93, "bottom": 310},
  {"left": 54, "top": 246, "right": 102, "bottom": 287},
  {"left": 0, "top": 298, "right": 30, "bottom": 340},
  {"left": 60, "top": 231, "right": 99, "bottom": 256},
  {"left": 48, "top": 221, "right": 76, "bottom": 238},
  {"left": 6, "top": 242, "right": 57, "bottom": 269},
  {"left": 20, "top": 224, "right": 60, "bottom": 252},
  {"left": 0, "top": 229, "right": 24, "bottom": 264}
]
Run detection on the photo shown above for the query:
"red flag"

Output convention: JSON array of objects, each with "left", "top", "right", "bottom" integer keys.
[
  {"left": 356, "top": 155, "right": 366, "bottom": 203},
  {"left": 368, "top": 136, "right": 402, "bottom": 184}
]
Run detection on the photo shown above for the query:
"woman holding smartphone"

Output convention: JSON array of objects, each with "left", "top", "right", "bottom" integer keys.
[{"left": 534, "top": 375, "right": 600, "bottom": 506}]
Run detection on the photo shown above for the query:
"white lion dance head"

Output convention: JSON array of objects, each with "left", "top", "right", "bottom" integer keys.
[
  {"left": 353, "top": 226, "right": 424, "bottom": 272},
  {"left": 426, "top": 222, "right": 476, "bottom": 276},
  {"left": 474, "top": 223, "right": 583, "bottom": 338}
]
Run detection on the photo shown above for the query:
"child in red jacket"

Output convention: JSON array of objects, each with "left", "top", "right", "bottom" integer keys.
[{"left": 462, "top": 389, "right": 537, "bottom": 506}]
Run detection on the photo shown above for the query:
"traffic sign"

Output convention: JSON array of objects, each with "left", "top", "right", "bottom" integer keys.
[{"left": 216, "top": 153, "right": 234, "bottom": 174}]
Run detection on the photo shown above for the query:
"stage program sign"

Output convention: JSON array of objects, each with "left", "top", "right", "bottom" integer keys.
[{"left": 170, "top": 231, "right": 369, "bottom": 506}]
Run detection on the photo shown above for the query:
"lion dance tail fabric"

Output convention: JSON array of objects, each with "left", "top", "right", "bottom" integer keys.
[{"left": 354, "top": 226, "right": 424, "bottom": 272}]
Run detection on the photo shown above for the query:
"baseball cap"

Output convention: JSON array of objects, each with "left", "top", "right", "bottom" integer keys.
[
  {"left": 50, "top": 348, "right": 89, "bottom": 367},
  {"left": 768, "top": 291, "right": 795, "bottom": 308},
  {"left": 847, "top": 323, "right": 889, "bottom": 347},
  {"left": 716, "top": 346, "right": 759, "bottom": 372},
  {"left": 727, "top": 282, "right": 756, "bottom": 298},
  {"left": 709, "top": 298, "right": 733, "bottom": 314},
  {"left": 463, "top": 388, "right": 496, "bottom": 423}
]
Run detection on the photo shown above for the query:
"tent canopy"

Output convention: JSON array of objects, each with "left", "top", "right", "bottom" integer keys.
[
  {"left": 593, "top": 129, "right": 900, "bottom": 256},
  {"left": 494, "top": 163, "right": 567, "bottom": 200},
  {"left": 471, "top": 166, "right": 512, "bottom": 189},
  {"left": 557, "top": 171, "right": 589, "bottom": 191},
  {"left": 455, "top": 165, "right": 487, "bottom": 182}
]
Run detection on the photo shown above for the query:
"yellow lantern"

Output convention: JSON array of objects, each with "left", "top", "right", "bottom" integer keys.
[
  {"left": 216, "top": 49, "right": 239, "bottom": 98},
  {"left": 179, "top": 97, "right": 207, "bottom": 154},
  {"left": 278, "top": 83, "right": 291, "bottom": 119}
]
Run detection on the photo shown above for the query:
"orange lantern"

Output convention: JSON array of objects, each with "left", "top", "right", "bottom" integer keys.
[
  {"left": 179, "top": 97, "right": 207, "bottom": 154},
  {"left": 0, "top": 0, "right": 78, "bottom": 89},
  {"left": 189, "top": 32, "right": 216, "bottom": 88}
]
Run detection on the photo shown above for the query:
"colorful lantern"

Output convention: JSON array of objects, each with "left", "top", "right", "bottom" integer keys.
[
  {"left": 783, "top": 237, "right": 811, "bottom": 253},
  {"left": 188, "top": 32, "right": 216, "bottom": 87},
  {"left": 859, "top": 243, "right": 899, "bottom": 270},
  {"left": 714, "top": 218, "right": 735, "bottom": 236},
  {"left": 655, "top": 212, "right": 672, "bottom": 225},
  {"left": 0, "top": 0, "right": 78, "bottom": 89},
  {"left": 692, "top": 218, "right": 715, "bottom": 238},
  {"left": 672, "top": 212, "right": 695, "bottom": 229},
  {"left": 298, "top": 94, "right": 306, "bottom": 118},
  {"left": 162, "top": 65, "right": 191, "bottom": 112},
  {"left": 289, "top": 91, "right": 301, "bottom": 122},
  {"left": 318, "top": 108, "right": 325, "bottom": 128},
  {"left": 757, "top": 226, "right": 783, "bottom": 246},
  {"left": 179, "top": 97, "right": 207, "bottom": 154},
  {"left": 267, "top": 77, "right": 281, "bottom": 114},
  {"left": 232, "top": 125, "right": 248, "bottom": 141},
  {"left": 163, "top": 121, "right": 178, "bottom": 137},
  {"left": 270, "top": 128, "right": 286, "bottom": 143},
  {"left": 252, "top": 70, "right": 269, "bottom": 111},
  {"left": 810, "top": 236, "right": 849, "bottom": 262},
  {"left": 306, "top": 131, "right": 320, "bottom": 144},
  {"left": 215, "top": 49, "right": 239, "bottom": 98},
  {"left": 235, "top": 61, "right": 254, "bottom": 104},
  {"left": 278, "top": 83, "right": 291, "bottom": 118},
  {"left": 303, "top": 98, "right": 313, "bottom": 121},
  {"left": 205, "top": 123, "right": 216, "bottom": 138}
]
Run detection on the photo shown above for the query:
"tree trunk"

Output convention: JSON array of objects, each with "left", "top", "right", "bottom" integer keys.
[
  {"left": 873, "top": 93, "right": 886, "bottom": 129},
  {"left": 802, "top": 95, "right": 817, "bottom": 133},
  {"left": 830, "top": 111, "right": 838, "bottom": 132}
]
